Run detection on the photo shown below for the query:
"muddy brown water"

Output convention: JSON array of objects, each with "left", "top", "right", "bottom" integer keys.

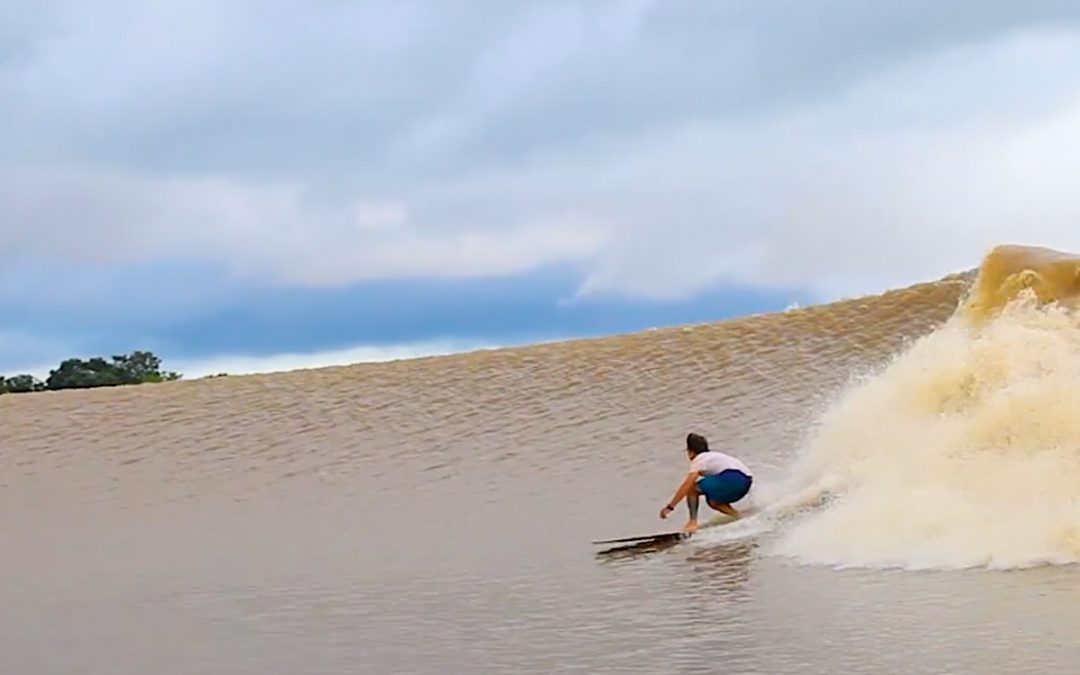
[{"left": 3, "top": 261, "right": 1078, "bottom": 674}]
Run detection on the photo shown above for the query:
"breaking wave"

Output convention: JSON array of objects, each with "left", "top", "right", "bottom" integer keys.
[{"left": 774, "top": 245, "right": 1080, "bottom": 570}]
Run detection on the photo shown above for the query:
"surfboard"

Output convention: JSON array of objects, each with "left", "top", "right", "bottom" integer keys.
[
  {"left": 591, "top": 512, "right": 742, "bottom": 547},
  {"left": 591, "top": 531, "right": 693, "bottom": 545}
]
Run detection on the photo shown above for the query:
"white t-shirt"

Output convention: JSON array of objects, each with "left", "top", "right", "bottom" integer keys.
[{"left": 690, "top": 451, "right": 751, "bottom": 477}]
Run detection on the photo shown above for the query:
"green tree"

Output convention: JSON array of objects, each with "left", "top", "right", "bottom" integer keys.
[
  {"left": 4, "top": 374, "right": 45, "bottom": 393},
  {"left": 112, "top": 350, "right": 163, "bottom": 383},
  {"left": 45, "top": 351, "right": 182, "bottom": 390},
  {"left": 113, "top": 351, "right": 180, "bottom": 382},
  {"left": 5, "top": 351, "right": 181, "bottom": 393},
  {"left": 47, "top": 357, "right": 125, "bottom": 389}
]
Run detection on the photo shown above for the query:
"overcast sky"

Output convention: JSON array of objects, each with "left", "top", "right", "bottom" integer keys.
[{"left": 5, "top": 1, "right": 1080, "bottom": 376}]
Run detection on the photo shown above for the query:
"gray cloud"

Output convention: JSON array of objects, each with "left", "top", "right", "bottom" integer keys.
[
  {"left": 5, "top": 0, "right": 1080, "bottom": 299},
  {"left": 9, "top": 0, "right": 1078, "bottom": 174}
]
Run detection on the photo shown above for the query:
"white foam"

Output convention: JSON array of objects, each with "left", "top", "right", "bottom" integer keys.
[{"left": 773, "top": 296, "right": 1080, "bottom": 570}]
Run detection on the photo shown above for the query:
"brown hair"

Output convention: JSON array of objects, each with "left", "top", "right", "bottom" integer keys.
[{"left": 686, "top": 433, "right": 709, "bottom": 456}]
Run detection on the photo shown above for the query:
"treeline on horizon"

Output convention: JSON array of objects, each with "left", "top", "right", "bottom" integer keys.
[{"left": 0, "top": 351, "right": 181, "bottom": 394}]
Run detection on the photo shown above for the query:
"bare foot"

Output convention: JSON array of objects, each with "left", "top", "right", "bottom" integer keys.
[{"left": 681, "top": 520, "right": 699, "bottom": 532}]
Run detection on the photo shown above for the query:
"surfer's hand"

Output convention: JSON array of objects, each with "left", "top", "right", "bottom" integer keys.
[{"left": 659, "top": 504, "right": 673, "bottom": 519}]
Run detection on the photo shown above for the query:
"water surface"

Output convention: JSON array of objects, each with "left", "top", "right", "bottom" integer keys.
[{"left": 4, "top": 249, "right": 1078, "bottom": 673}]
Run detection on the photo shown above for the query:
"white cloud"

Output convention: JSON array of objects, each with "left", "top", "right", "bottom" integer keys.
[
  {"left": 5, "top": 3, "right": 1080, "bottom": 303},
  {"left": 0, "top": 168, "right": 606, "bottom": 285},
  {"left": 268, "top": 214, "right": 606, "bottom": 286},
  {"left": 354, "top": 202, "right": 408, "bottom": 231},
  {"left": 483, "top": 28, "right": 1080, "bottom": 300}
]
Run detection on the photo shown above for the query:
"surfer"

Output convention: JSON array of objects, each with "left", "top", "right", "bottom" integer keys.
[{"left": 659, "top": 433, "right": 753, "bottom": 532}]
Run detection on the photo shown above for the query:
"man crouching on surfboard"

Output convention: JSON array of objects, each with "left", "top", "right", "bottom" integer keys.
[{"left": 659, "top": 433, "right": 753, "bottom": 532}]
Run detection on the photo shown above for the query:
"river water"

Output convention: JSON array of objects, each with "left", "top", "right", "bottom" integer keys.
[{"left": 3, "top": 246, "right": 1078, "bottom": 673}]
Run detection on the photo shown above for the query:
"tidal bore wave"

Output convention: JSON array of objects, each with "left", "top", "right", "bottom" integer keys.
[{"left": 4, "top": 244, "right": 1078, "bottom": 574}]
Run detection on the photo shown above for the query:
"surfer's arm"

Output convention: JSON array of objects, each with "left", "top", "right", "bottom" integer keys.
[{"left": 661, "top": 471, "right": 700, "bottom": 512}]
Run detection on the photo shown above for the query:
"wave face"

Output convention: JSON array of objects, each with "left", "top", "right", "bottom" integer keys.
[
  {"left": 776, "top": 245, "right": 1080, "bottom": 570},
  {"left": 3, "top": 244, "right": 1076, "bottom": 575}
]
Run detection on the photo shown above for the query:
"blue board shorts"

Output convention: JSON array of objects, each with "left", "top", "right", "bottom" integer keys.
[{"left": 697, "top": 469, "right": 752, "bottom": 504}]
